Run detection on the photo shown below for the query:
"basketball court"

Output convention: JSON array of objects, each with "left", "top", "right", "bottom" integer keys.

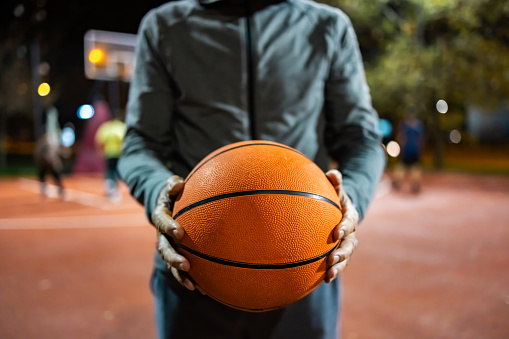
[{"left": 0, "top": 172, "right": 508, "bottom": 338}]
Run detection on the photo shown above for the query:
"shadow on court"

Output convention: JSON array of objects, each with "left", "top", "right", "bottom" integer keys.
[{"left": 0, "top": 172, "right": 508, "bottom": 339}]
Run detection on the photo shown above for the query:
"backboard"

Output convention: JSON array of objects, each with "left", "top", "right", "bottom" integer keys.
[{"left": 84, "top": 30, "right": 137, "bottom": 82}]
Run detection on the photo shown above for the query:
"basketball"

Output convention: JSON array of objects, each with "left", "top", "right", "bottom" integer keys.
[{"left": 172, "top": 140, "right": 342, "bottom": 312}]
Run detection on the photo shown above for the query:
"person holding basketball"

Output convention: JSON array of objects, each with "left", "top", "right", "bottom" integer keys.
[{"left": 118, "top": 0, "right": 385, "bottom": 338}]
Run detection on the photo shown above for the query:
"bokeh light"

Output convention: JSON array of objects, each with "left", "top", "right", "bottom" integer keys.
[
  {"left": 386, "top": 141, "right": 401, "bottom": 157},
  {"left": 38, "top": 62, "right": 50, "bottom": 76},
  {"left": 78, "top": 104, "right": 94, "bottom": 119},
  {"left": 436, "top": 100, "right": 448, "bottom": 114},
  {"left": 89, "top": 49, "right": 103, "bottom": 64},
  {"left": 17, "top": 82, "right": 28, "bottom": 95},
  {"left": 378, "top": 119, "right": 393, "bottom": 138},
  {"left": 16, "top": 45, "right": 27, "bottom": 59},
  {"left": 37, "top": 83, "right": 50, "bottom": 96},
  {"left": 34, "top": 9, "right": 47, "bottom": 22},
  {"left": 61, "top": 126, "right": 75, "bottom": 147},
  {"left": 13, "top": 4, "right": 24, "bottom": 17},
  {"left": 449, "top": 130, "right": 462, "bottom": 144}
]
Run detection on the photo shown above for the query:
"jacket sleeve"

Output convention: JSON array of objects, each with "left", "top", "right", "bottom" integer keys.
[
  {"left": 117, "top": 11, "right": 175, "bottom": 223},
  {"left": 325, "top": 13, "right": 386, "bottom": 220}
]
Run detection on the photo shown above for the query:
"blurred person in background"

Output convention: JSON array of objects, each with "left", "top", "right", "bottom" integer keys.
[
  {"left": 95, "top": 115, "right": 126, "bottom": 202},
  {"left": 118, "top": 0, "right": 386, "bottom": 338},
  {"left": 34, "top": 105, "right": 66, "bottom": 200},
  {"left": 392, "top": 112, "right": 425, "bottom": 193},
  {"left": 35, "top": 132, "right": 65, "bottom": 199}
]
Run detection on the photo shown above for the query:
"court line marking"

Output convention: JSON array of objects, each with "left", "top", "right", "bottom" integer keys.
[
  {"left": 17, "top": 178, "right": 133, "bottom": 210},
  {"left": 0, "top": 213, "right": 148, "bottom": 230},
  {"left": 375, "top": 175, "right": 392, "bottom": 200}
]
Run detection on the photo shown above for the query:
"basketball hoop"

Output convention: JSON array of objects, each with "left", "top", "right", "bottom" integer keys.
[{"left": 84, "top": 30, "right": 137, "bottom": 82}]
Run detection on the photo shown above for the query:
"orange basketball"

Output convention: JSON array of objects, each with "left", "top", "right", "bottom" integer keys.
[{"left": 172, "top": 140, "right": 342, "bottom": 312}]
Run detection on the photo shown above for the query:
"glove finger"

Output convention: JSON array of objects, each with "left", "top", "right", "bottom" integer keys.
[
  {"left": 157, "top": 233, "right": 189, "bottom": 271},
  {"left": 337, "top": 199, "right": 359, "bottom": 239},
  {"left": 325, "top": 169, "right": 343, "bottom": 196},
  {"left": 325, "top": 232, "right": 358, "bottom": 282},
  {"left": 152, "top": 205, "right": 184, "bottom": 239},
  {"left": 170, "top": 267, "right": 196, "bottom": 291}
]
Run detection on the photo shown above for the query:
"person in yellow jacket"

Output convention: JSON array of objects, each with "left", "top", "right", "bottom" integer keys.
[{"left": 95, "top": 117, "right": 126, "bottom": 202}]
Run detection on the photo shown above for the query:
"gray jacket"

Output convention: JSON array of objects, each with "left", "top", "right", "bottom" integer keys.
[{"left": 118, "top": 0, "right": 386, "bottom": 224}]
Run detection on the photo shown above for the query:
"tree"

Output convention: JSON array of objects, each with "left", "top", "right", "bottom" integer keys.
[
  {"left": 0, "top": 14, "right": 33, "bottom": 169},
  {"left": 319, "top": 0, "right": 509, "bottom": 167},
  {"left": 0, "top": 1, "right": 61, "bottom": 170}
]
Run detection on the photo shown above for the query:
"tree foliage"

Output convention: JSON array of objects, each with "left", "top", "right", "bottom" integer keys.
[
  {"left": 319, "top": 0, "right": 509, "bottom": 122},
  {"left": 0, "top": 35, "right": 32, "bottom": 115}
]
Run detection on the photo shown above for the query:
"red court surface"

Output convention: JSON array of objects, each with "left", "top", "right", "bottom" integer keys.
[{"left": 0, "top": 172, "right": 508, "bottom": 338}]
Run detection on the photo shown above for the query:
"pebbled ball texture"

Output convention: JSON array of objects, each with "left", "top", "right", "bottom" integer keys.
[{"left": 172, "top": 140, "right": 342, "bottom": 311}]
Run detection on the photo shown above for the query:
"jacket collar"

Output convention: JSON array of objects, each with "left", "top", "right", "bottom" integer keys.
[{"left": 195, "top": 0, "right": 286, "bottom": 16}]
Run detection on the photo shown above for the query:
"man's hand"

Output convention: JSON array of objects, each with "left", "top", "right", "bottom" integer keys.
[
  {"left": 324, "top": 169, "right": 360, "bottom": 283},
  {"left": 152, "top": 175, "right": 196, "bottom": 291}
]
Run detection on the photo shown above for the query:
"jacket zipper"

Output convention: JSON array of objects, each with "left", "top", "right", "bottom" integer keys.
[{"left": 244, "top": 3, "right": 257, "bottom": 140}]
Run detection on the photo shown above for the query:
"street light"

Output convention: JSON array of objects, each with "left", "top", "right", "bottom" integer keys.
[
  {"left": 84, "top": 30, "right": 136, "bottom": 82},
  {"left": 37, "top": 82, "right": 50, "bottom": 96}
]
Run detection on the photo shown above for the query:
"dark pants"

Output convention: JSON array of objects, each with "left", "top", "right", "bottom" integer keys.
[
  {"left": 38, "top": 164, "right": 63, "bottom": 196},
  {"left": 150, "top": 258, "right": 341, "bottom": 339},
  {"left": 105, "top": 157, "right": 119, "bottom": 187},
  {"left": 402, "top": 153, "right": 421, "bottom": 167}
]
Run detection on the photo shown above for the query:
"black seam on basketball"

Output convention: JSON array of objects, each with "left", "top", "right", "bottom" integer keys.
[
  {"left": 173, "top": 241, "right": 337, "bottom": 269},
  {"left": 173, "top": 190, "right": 340, "bottom": 219},
  {"left": 185, "top": 142, "right": 306, "bottom": 183}
]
